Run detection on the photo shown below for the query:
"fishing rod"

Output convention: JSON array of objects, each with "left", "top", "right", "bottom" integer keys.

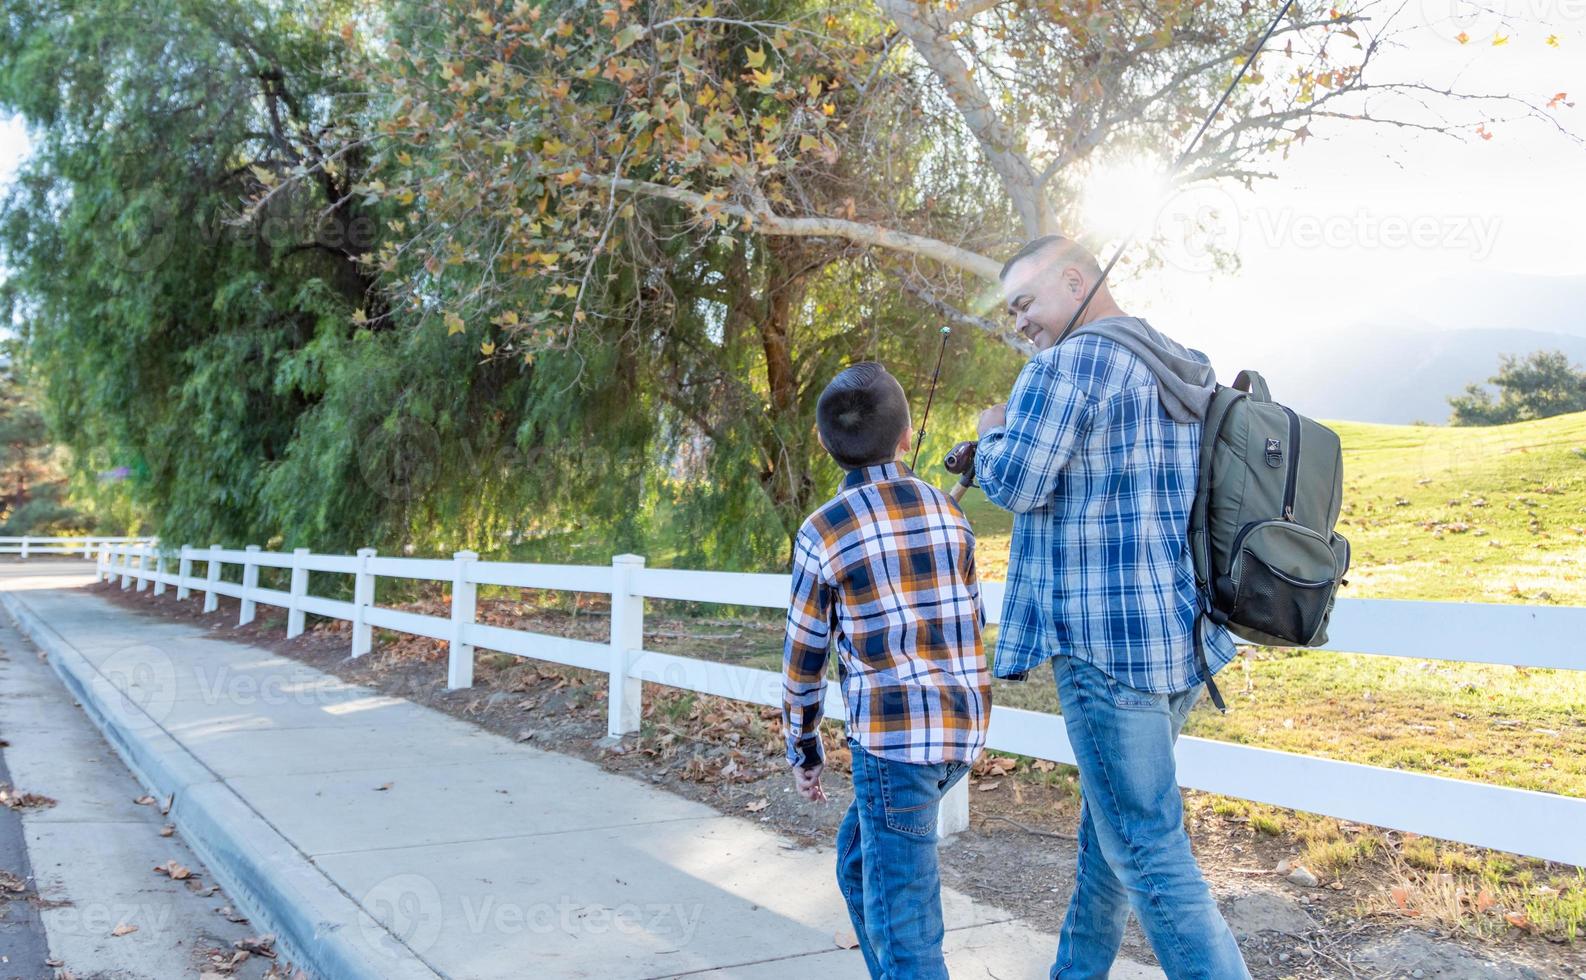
[
  {"left": 1056, "top": 0, "right": 1299, "bottom": 346},
  {"left": 910, "top": 326, "right": 952, "bottom": 471},
  {"left": 943, "top": 0, "right": 1299, "bottom": 499}
]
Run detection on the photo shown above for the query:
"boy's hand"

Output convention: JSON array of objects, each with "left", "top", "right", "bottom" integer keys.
[{"left": 793, "top": 763, "right": 828, "bottom": 803}]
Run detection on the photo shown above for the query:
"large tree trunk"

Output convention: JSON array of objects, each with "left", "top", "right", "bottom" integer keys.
[{"left": 755, "top": 241, "right": 827, "bottom": 547}]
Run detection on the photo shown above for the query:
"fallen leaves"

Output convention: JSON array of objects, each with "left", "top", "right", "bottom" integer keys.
[
  {"left": 745, "top": 798, "right": 769, "bottom": 813},
  {"left": 833, "top": 927, "right": 859, "bottom": 949},
  {"left": 111, "top": 921, "right": 140, "bottom": 937},
  {"left": 235, "top": 934, "right": 278, "bottom": 958},
  {"left": 153, "top": 859, "right": 193, "bottom": 880},
  {"left": 0, "top": 785, "right": 58, "bottom": 811}
]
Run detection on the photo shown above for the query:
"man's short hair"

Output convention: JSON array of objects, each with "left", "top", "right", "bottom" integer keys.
[
  {"left": 816, "top": 362, "right": 910, "bottom": 470},
  {"left": 999, "top": 234, "right": 1103, "bottom": 281}
]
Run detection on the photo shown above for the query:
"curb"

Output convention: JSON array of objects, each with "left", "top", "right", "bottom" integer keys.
[{"left": 0, "top": 587, "right": 443, "bottom": 980}]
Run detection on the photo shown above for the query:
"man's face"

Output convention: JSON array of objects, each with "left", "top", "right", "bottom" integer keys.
[{"left": 1001, "top": 249, "right": 1084, "bottom": 353}]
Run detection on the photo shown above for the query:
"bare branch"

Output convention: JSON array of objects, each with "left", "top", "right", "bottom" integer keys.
[
  {"left": 875, "top": 0, "right": 1053, "bottom": 238},
  {"left": 575, "top": 174, "right": 1003, "bottom": 280}
]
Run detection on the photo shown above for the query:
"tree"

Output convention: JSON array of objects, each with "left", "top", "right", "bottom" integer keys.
[
  {"left": 3, "top": 0, "right": 1568, "bottom": 570},
  {"left": 1448, "top": 350, "right": 1586, "bottom": 426},
  {"left": 351, "top": 0, "right": 1547, "bottom": 552},
  {"left": 0, "top": 0, "right": 386, "bottom": 551}
]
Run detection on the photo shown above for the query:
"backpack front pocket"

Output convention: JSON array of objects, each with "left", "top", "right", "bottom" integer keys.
[{"left": 1220, "top": 520, "right": 1339, "bottom": 646}]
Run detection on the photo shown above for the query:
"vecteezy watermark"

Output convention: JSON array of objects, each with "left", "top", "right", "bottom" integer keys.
[
  {"left": 352, "top": 415, "right": 644, "bottom": 502},
  {"left": 358, "top": 874, "right": 705, "bottom": 957},
  {"left": 1415, "top": 0, "right": 1586, "bottom": 45},
  {"left": 357, "top": 416, "right": 444, "bottom": 502},
  {"left": 104, "top": 191, "right": 180, "bottom": 275},
  {"left": 97, "top": 642, "right": 180, "bottom": 728},
  {"left": 95, "top": 189, "right": 382, "bottom": 276},
  {"left": 187, "top": 665, "right": 366, "bottom": 708},
  {"left": 1153, "top": 183, "right": 1504, "bottom": 272},
  {"left": 1249, "top": 207, "right": 1502, "bottom": 259},
  {"left": 1154, "top": 183, "right": 1244, "bottom": 274},
  {"left": 45, "top": 900, "right": 176, "bottom": 939}
]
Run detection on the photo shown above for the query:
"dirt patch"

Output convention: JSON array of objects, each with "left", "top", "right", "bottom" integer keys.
[{"left": 84, "top": 578, "right": 1583, "bottom": 979}]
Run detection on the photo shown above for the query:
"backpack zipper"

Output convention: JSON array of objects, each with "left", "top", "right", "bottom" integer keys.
[{"left": 1280, "top": 406, "right": 1302, "bottom": 521}]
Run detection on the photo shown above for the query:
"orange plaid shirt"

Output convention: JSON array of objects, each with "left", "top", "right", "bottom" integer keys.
[{"left": 782, "top": 460, "right": 990, "bottom": 767}]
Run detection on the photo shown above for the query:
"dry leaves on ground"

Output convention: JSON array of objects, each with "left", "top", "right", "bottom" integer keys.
[
  {"left": 152, "top": 859, "right": 192, "bottom": 880},
  {"left": 0, "top": 784, "right": 58, "bottom": 811},
  {"left": 235, "top": 934, "right": 278, "bottom": 958}
]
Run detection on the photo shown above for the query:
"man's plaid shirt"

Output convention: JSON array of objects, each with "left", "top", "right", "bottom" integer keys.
[
  {"left": 976, "top": 329, "right": 1238, "bottom": 693},
  {"left": 781, "top": 460, "right": 990, "bottom": 767}
]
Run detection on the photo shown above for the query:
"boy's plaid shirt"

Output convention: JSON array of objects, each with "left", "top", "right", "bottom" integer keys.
[
  {"left": 781, "top": 461, "right": 990, "bottom": 768},
  {"left": 975, "top": 329, "right": 1238, "bottom": 694}
]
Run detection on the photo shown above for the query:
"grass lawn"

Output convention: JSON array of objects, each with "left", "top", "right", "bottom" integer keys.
[{"left": 951, "top": 411, "right": 1586, "bottom": 799}]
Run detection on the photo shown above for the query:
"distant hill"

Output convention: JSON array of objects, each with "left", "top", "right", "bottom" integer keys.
[
  {"left": 1232, "top": 322, "right": 1586, "bottom": 425},
  {"left": 1391, "top": 272, "right": 1586, "bottom": 339}
]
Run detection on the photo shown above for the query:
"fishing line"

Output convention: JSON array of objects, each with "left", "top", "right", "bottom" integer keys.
[{"left": 1056, "top": 0, "right": 1300, "bottom": 345}]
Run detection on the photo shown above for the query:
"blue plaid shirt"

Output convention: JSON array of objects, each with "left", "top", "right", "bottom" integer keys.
[{"left": 976, "top": 329, "right": 1237, "bottom": 693}]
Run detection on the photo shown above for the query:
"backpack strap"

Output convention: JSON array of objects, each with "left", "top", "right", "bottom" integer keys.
[
  {"left": 1190, "top": 384, "right": 1241, "bottom": 594},
  {"left": 1190, "top": 384, "right": 1239, "bottom": 715},
  {"left": 1233, "top": 370, "right": 1271, "bottom": 402}
]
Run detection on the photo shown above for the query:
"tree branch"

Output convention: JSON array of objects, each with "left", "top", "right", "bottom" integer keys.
[
  {"left": 575, "top": 173, "right": 1002, "bottom": 280},
  {"left": 875, "top": 0, "right": 1053, "bottom": 238}
]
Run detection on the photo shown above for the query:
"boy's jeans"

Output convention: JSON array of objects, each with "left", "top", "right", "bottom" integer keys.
[
  {"left": 1050, "top": 654, "right": 1251, "bottom": 980},
  {"left": 836, "top": 739, "right": 968, "bottom": 979}
]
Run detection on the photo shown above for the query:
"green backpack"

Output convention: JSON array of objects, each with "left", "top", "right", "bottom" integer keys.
[{"left": 1189, "top": 371, "right": 1351, "bottom": 709}]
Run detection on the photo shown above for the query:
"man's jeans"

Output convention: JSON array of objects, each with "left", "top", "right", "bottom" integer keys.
[
  {"left": 837, "top": 740, "right": 969, "bottom": 979},
  {"left": 1050, "top": 654, "right": 1251, "bottom": 980}
]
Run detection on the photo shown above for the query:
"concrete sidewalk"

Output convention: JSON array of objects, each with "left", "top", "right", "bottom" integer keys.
[{"left": 0, "top": 561, "right": 1164, "bottom": 979}]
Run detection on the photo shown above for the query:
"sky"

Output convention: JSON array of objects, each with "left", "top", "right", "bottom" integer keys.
[
  {"left": 1085, "top": 2, "right": 1586, "bottom": 371},
  {"left": 0, "top": 2, "right": 1580, "bottom": 377}
]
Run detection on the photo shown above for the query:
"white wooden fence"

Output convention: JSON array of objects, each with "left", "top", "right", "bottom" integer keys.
[
  {"left": 0, "top": 535, "right": 155, "bottom": 558},
  {"left": 82, "top": 537, "right": 1586, "bottom": 867}
]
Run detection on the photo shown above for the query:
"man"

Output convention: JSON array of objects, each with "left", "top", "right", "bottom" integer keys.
[{"left": 975, "top": 234, "right": 1250, "bottom": 980}]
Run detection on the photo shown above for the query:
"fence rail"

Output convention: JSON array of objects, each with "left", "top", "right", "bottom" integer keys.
[
  {"left": 73, "top": 538, "right": 1586, "bottom": 866},
  {"left": 0, "top": 535, "right": 155, "bottom": 559}
]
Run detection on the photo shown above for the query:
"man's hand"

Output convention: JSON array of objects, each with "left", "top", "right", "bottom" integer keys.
[
  {"left": 793, "top": 763, "right": 828, "bottom": 803},
  {"left": 977, "top": 404, "right": 1008, "bottom": 436}
]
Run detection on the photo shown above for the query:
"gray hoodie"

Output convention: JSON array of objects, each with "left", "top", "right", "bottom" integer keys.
[{"left": 1064, "top": 315, "right": 1217, "bottom": 423}]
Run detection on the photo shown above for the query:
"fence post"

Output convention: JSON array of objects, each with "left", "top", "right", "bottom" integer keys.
[
  {"left": 286, "top": 548, "right": 311, "bottom": 639},
  {"left": 176, "top": 545, "right": 193, "bottom": 600},
  {"left": 82, "top": 535, "right": 93, "bottom": 559},
  {"left": 119, "top": 545, "right": 132, "bottom": 590},
  {"left": 607, "top": 554, "right": 646, "bottom": 738},
  {"left": 447, "top": 550, "right": 479, "bottom": 689},
  {"left": 153, "top": 549, "right": 167, "bottom": 596},
  {"left": 204, "top": 544, "right": 222, "bottom": 613},
  {"left": 136, "top": 543, "right": 151, "bottom": 591},
  {"left": 351, "top": 547, "right": 376, "bottom": 658},
  {"left": 238, "top": 545, "right": 260, "bottom": 625},
  {"left": 938, "top": 772, "right": 971, "bottom": 840},
  {"left": 19, "top": 535, "right": 28, "bottom": 561}
]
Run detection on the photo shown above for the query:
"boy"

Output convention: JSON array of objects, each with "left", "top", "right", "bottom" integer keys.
[{"left": 781, "top": 361, "right": 990, "bottom": 980}]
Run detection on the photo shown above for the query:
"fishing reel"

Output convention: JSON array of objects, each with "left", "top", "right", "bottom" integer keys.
[{"left": 944, "top": 439, "right": 977, "bottom": 502}]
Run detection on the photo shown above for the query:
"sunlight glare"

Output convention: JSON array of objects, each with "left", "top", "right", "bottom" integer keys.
[{"left": 1080, "top": 158, "right": 1170, "bottom": 239}]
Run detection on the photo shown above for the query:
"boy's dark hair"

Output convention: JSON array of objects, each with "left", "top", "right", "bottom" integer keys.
[{"left": 816, "top": 362, "right": 910, "bottom": 470}]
